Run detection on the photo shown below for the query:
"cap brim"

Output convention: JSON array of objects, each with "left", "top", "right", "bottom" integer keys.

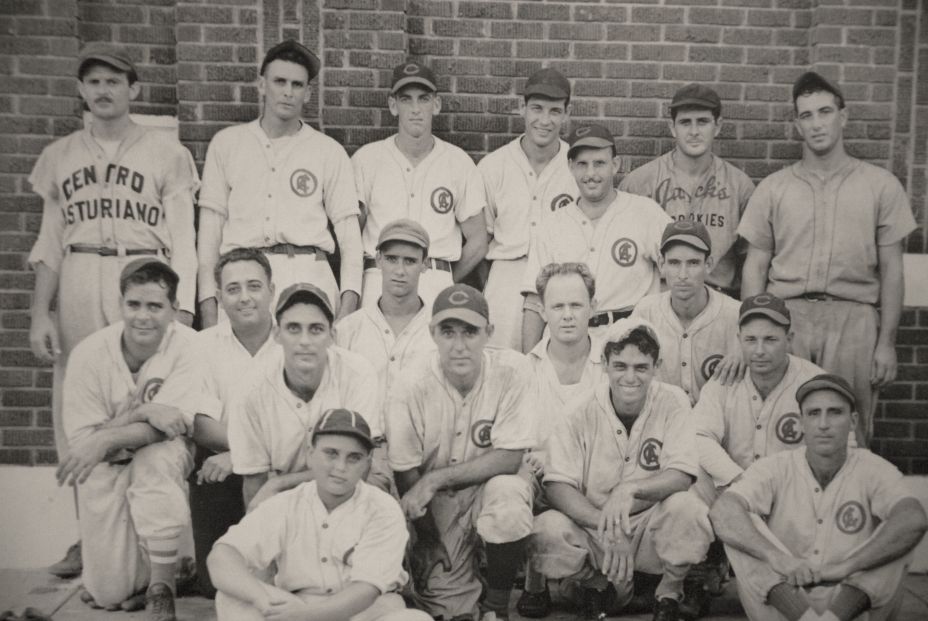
[
  {"left": 313, "top": 428, "right": 375, "bottom": 450},
  {"left": 568, "top": 137, "right": 613, "bottom": 158},
  {"left": 276, "top": 289, "right": 334, "bottom": 321},
  {"left": 524, "top": 84, "right": 569, "bottom": 100},
  {"left": 739, "top": 308, "right": 790, "bottom": 326},
  {"left": 661, "top": 233, "right": 710, "bottom": 253},
  {"left": 669, "top": 97, "right": 718, "bottom": 110},
  {"left": 430, "top": 308, "right": 488, "bottom": 329},
  {"left": 80, "top": 54, "right": 133, "bottom": 75},
  {"left": 391, "top": 77, "right": 437, "bottom": 94},
  {"left": 376, "top": 233, "right": 429, "bottom": 251},
  {"left": 797, "top": 380, "right": 856, "bottom": 410}
]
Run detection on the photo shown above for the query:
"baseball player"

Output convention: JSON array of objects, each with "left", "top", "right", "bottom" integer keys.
[
  {"left": 526, "top": 319, "right": 712, "bottom": 621},
  {"left": 55, "top": 259, "right": 200, "bottom": 621},
  {"left": 478, "top": 68, "right": 579, "bottom": 351},
  {"left": 208, "top": 408, "right": 431, "bottom": 621},
  {"left": 228, "top": 282, "right": 385, "bottom": 511},
  {"left": 384, "top": 284, "right": 536, "bottom": 620},
  {"left": 189, "top": 248, "right": 279, "bottom": 598},
  {"left": 739, "top": 71, "right": 916, "bottom": 446},
  {"left": 27, "top": 43, "right": 198, "bottom": 578},
  {"left": 521, "top": 124, "right": 672, "bottom": 352},
  {"left": 710, "top": 374, "right": 927, "bottom": 621},
  {"left": 351, "top": 61, "right": 487, "bottom": 310},
  {"left": 197, "top": 39, "right": 362, "bottom": 327},
  {"left": 619, "top": 83, "right": 754, "bottom": 296},
  {"left": 335, "top": 219, "right": 436, "bottom": 409},
  {"left": 632, "top": 220, "right": 741, "bottom": 405}
]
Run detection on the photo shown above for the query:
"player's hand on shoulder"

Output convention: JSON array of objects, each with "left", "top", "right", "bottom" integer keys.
[
  {"left": 713, "top": 350, "right": 746, "bottom": 386},
  {"left": 29, "top": 312, "right": 60, "bottom": 363},
  {"left": 176, "top": 310, "right": 195, "bottom": 328},
  {"left": 871, "top": 341, "right": 898, "bottom": 388},
  {"left": 769, "top": 552, "right": 816, "bottom": 587},
  {"left": 55, "top": 435, "right": 109, "bottom": 487},
  {"left": 410, "top": 538, "right": 451, "bottom": 591},
  {"left": 196, "top": 451, "right": 233, "bottom": 485},
  {"left": 136, "top": 403, "right": 189, "bottom": 439}
]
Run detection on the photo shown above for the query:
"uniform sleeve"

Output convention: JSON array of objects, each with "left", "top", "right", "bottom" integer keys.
[
  {"left": 694, "top": 380, "right": 744, "bottom": 486},
  {"left": 343, "top": 355, "right": 383, "bottom": 439},
  {"left": 644, "top": 199, "right": 673, "bottom": 263},
  {"left": 228, "top": 392, "right": 272, "bottom": 475},
  {"left": 322, "top": 142, "right": 361, "bottom": 225},
  {"left": 215, "top": 492, "right": 288, "bottom": 569},
  {"left": 455, "top": 157, "right": 486, "bottom": 224},
  {"left": 736, "top": 179, "right": 775, "bottom": 252},
  {"left": 197, "top": 131, "right": 231, "bottom": 217},
  {"left": 542, "top": 407, "right": 585, "bottom": 489},
  {"left": 62, "top": 342, "right": 108, "bottom": 444},
  {"left": 489, "top": 355, "right": 537, "bottom": 451},
  {"left": 864, "top": 454, "right": 912, "bottom": 520},
  {"left": 161, "top": 144, "right": 199, "bottom": 314},
  {"left": 616, "top": 167, "right": 649, "bottom": 197},
  {"left": 348, "top": 493, "right": 410, "bottom": 593},
  {"left": 150, "top": 337, "right": 207, "bottom": 429},
  {"left": 350, "top": 149, "right": 370, "bottom": 208},
  {"left": 27, "top": 146, "right": 66, "bottom": 272},
  {"left": 875, "top": 172, "right": 917, "bottom": 246},
  {"left": 383, "top": 374, "right": 425, "bottom": 472},
  {"left": 727, "top": 455, "right": 780, "bottom": 518},
  {"left": 521, "top": 224, "right": 551, "bottom": 295},
  {"left": 658, "top": 390, "right": 699, "bottom": 477},
  {"left": 477, "top": 159, "right": 498, "bottom": 235}
]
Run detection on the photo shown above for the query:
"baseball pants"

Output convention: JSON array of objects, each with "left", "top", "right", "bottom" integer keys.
[
  {"left": 78, "top": 437, "right": 194, "bottom": 607},
  {"left": 484, "top": 257, "right": 527, "bottom": 351},
  {"left": 217, "top": 587, "right": 432, "bottom": 621},
  {"left": 529, "top": 490, "right": 712, "bottom": 602},
  {"left": 784, "top": 299, "right": 878, "bottom": 447},
  {"left": 360, "top": 265, "right": 451, "bottom": 312},
  {"left": 725, "top": 515, "right": 907, "bottom": 621},
  {"left": 409, "top": 473, "right": 534, "bottom": 620}
]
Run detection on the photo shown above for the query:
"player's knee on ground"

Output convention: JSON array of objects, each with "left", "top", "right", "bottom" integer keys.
[
  {"left": 651, "top": 490, "right": 713, "bottom": 567},
  {"left": 475, "top": 474, "right": 533, "bottom": 543},
  {"left": 528, "top": 510, "right": 590, "bottom": 579}
]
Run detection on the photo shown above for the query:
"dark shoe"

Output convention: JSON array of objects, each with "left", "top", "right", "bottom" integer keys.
[
  {"left": 47, "top": 541, "right": 81, "bottom": 579},
  {"left": 174, "top": 556, "right": 198, "bottom": 597},
  {"left": 652, "top": 597, "right": 681, "bottom": 621},
  {"left": 121, "top": 591, "right": 147, "bottom": 612},
  {"left": 146, "top": 583, "right": 177, "bottom": 621},
  {"left": 679, "top": 578, "right": 711, "bottom": 620},
  {"left": 516, "top": 586, "right": 551, "bottom": 618},
  {"left": 20, "top": 609, "right": 53, "bottom": 621},
  {"left": 581, "top": 587, "right": 608, "bottom": 620}
]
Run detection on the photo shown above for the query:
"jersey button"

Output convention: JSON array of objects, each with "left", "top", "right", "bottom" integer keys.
[
  {"left": 326, "top": 588, "right": 333, "bottom": 594},
  {"left": 625, "top": 457, "right": 630, "bottom": 462},
  {"left": 321, "top": 557, "right": 328, "bottom": 563},
  {"left": 322, "top": 522, "right": 328, "bottom": 529},
  {"left": 756, "top": 424, "right": 762, "bottom": 430},
  {"left": 752, "top": 396, "right": 758, "bottom": 401},
  {"left": 589, "top": 247, "right": 595, "bottom": 252},
  {"left": 753, "top": 454, "right": 760, "bottom": 460},
  {"left": 532, "top": 196, "right": 537, "bottom": 200},
  {"left": 682, "top": 333, "right": 688, "bottom": 339},
  {"left": 456, "top": 431, "right": 462, "bottom": 436},
  {"left": 410, "top": 193, "right": 415, "bottom": 198},
  {"left": 271, "top": 167, "right": 276, "bottom": 172},
  {"left": 814, "top": 488, "right": 820, "bottom": 493},
  {"left": 813, "top": 549, "right": 819, "bottom": 555},
  {"left": 681, "top": 361, "right": 687, "bottom": 367},
  {"left": 390, "top": 356, "right": 396, "bottom": 362},
  {"left": 616, "top": 429, "right": 622, "bottom": 435},
  {"left": 267, "top": 194, "right": 272, "bottom": 198},
  {"left": 531, "top": 221, "right": 536, "bottom": 227},
  {"left": 817, "top": 519, "right": 823, "bottom": 524},
  {"left": 296, "top": 403, "right": 302, "bottom": 408}
]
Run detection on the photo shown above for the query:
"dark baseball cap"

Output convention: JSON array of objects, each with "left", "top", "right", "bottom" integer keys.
[
  {"left": 261, "top": 39, "right": 321, "bottom": 81},
  {"left": 391, "top": 61, "right": 437, "bottom": 94},
  {"left": 79, "top": 42, "right": 137, "bottom": 79},
  {"left": 119, "top": 258, "right": 178, "bottom": 293},
  {"left": 376, "top": 218, "right": 430, "bottom": 252},
  {"left": 669, "top": 83, "right": 721, "bottom": 111},
  {"left": 795, "top": 373, "right": 856, "bottom": 411},
  {"left": 739, "top": 294, "right": 791, "bottom": 327},
  {"left": 312, "top": 408, "right": 374, "bottom": 451},
  {"left": 661, "top": 220, "right": 712, "bottom": 254},
  {"left": 275, "top": 282, "right": 334, "bottom": 323},
  {"left": 431, "top": 284, "right": 489, "bottom": 329},
  {"left": 792, "top": 71, "right": 844, "bottom": 107},
  {"left": 524, "top": 68, "right": 571, "bottom": 101},
  {"left": 567, "top": 124, "right": 615, "bottom": 160}
]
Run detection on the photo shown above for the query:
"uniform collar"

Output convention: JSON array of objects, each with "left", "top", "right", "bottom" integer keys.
[{"left": 528, "top": 333, "right": 599, "bottom": 365}]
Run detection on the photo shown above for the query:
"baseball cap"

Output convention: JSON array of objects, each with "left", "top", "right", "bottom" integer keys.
[
  {"left": 792, "top": 71, "right": 845, "bottom": 107},
  {"left": 391, "top": 61, "right": 437, "bottom": 94},
  {"left": 275, "top": 282, "right": 334, "bottom": 323},
  {"left": 312, "top": 408, "right": 375, "bottom": 451},
  {"left": 660, "top": 220, "right": 712, "bottom": 254},
  {"left": 376, "top": 218, "right": 430, "bottom": 252},
  {"left": 119, "top": 258, "right": 178, "bottom": 293},
  {"left": 795, "top": 373, "right": 856, "bottom": 411},
  {"left": 524, "top": 68, "right": 571, "bottom": 101},
  {"left": 567, "top": 124, "right": 615, "bottom": 160},
  {"left": 261, "top": 39, "right": 321, "bottom": 81},
  {"left": 601, "top": 318, "right": 661, "bottom": 359},
  {"left": 739, "top": 294, "right": 791, "bottom": 327},
  {"left": 78, "top": 42, "right": 137, "bottom": 79},
  {"left": 430, "top": 284, "right": 489, "bottom": 329},
  {"left": 669, "top": 83, "right": 721, "bottom": 111}
]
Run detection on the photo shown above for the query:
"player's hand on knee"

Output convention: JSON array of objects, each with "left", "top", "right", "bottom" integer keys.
[
  {"left": 29, "top": 313, "right": 60, "bottom": 363},
  {"left": 197, "top": 451, "right": 233, "bottom": 485},
  {"left": 602, "top": 535, "right": 634, "bottom": 585},
  {"left": 597, "top": 484, "right": 636, "bottom": 541},
  {"left": 713, "top": 352, "right": 746, "bottom": 386},
  {"left": 138, "top": 404, "right": 189, "bottom": 439},
  {"left": 55, "top": 436, "right": 108, "bottom": 486},
  {"left": 410, "top": 539, "right": 451, "bottom": 591},
  {"left": 871, "top": 341, "right": 898, "bottom": 387},
  {"left": 264, "top": 591, "right": 311, "bottom": 621}
]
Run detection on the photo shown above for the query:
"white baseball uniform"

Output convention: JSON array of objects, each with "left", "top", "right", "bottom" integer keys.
[
  {"left": 351, "top": 136, "right": 485, "bottom": 309},
  {"left": 199, "top": 120, "right": 362, "bottom": 307},
  {"left": 63, "top": 321, "right": 200, "bottom": 607},
  {"left": 384, "top": 349, "right": 537, "bottom": 619},
  {"left": 215, "top": 480, "right": 429, "bottom": 621},
  {"left": 619, "top": 150, "right": 754, "bottom": 292},
  {"left": 478, "top": 137, "right": 578, "bottom": 350},
  {"left": 726, "top": 448, "right": 912, "bottom": 621},
  {"left": 632, "top": 287, "right": 740, "bottom": 404}
]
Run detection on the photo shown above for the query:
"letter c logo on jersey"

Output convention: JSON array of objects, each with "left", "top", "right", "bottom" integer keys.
[
  {"left": 775, "top": 413, "right": 803, "bottom": 444},
  {"left": 638, "top": 438, "right": 662, "bottom": 471},
  {"left": 141, "top": 378, "right": 164, "bottom": 403},
  {"left": 835, "top": 500, "right": 866, "bottom": 534},
  {"left": 290, "top": 169, "right": 318, "bottom": 197},
  {"left": 471, "top": 419, "right": 493, "bottom": 448},
  {"left": 611, "top": 238, "right": 638, "bottom": 267},
  {"left": 701, "top": 354, "right": 724, "bottom": 381},
  {"left": 550, "top": 193, "right": 573, "bottom": 212},
  {"left": 431, "top": 187, "right": 454, "bottom": 214}
]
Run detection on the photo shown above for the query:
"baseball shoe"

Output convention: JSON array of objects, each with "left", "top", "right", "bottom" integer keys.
[
  {"left": 47, "top": 541, "right": 81, "bottom": 579},
  {"left": 516, "top": 585, "right": 551, "bottom": 618},
  {"left": 652, "top": 597, "right": 681, "bottom": 621},
  {"left": 0, "top": 610, "right": 18, "bottom": 621},
  {"left": 146, "top": 583, "right": 177, "bottom": 621},
  {"left": 580, "top": 586, "right": 608, "bottom": 620},
  {"left": 174, "top": 556, "right": 198, "bottom": 597},
  {"left": 78, "top": 587, "right": 120, "bottom": 610},
  {"left": 121, "top": 591, "right": 147, "bottom": 612},
  {"left": 19, "top": 609, "right": 52, "bottom": 621}
]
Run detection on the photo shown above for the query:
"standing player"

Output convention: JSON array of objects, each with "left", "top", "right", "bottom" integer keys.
[
  {"left": 479, "top": 68, "right": 578, "bottom": 350},
  {"left": 619, "top": 83, "right": 754, "bottom": 296},
  {"left": 335, "top": 219, "right": 435, "bottom": 409},
  {"left": 527, "top": 319, "right": 712, "bottom": 621},
  {"left": 55, "top": 259, "right": 200, "bottom": 621},
  {"left": 710, "top": 374, "right": 927, "bottom": 621},
  {"left": 197, "top": 39, "right": 362, "bottom": 327},
  {"left": 739, "top": 72, "right": 916, "bottom": 446},
  {"left": 208, "top": 409, "right": 431, "bottom": 621},
  {"left": 521, "top": 124, "right": 671, "bottom": 351},
  {"left": 27, "top": 43, "right": 198, "bottom": 578},
  {"left": 228, "top": 282, "right": 383, "bottom": 510},
  {"left": 351, "top": 62, "right": 487, "bottom": 310},
  {"left": 385, "top": 285, "right": 536, "bottom": 621},
  {"left": 189, "top": 248, "right": 279, "bottom": 598},
  {"left": 632, "top": 221, "right": 741, "bottom": 404}
]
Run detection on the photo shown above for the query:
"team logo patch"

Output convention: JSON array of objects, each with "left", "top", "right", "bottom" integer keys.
[
  {"left": 611, "top": 238, "right": 638, "bottom": 267},
  {"left": 550, "top": 193, "right": 573, "bottom": 211},
  {"left": 141, "top": 378, "right": 164, "bottom": 403},
  {"left": 431, "top": 187, "right": 454, "bottom": 214},
  {"left": 835, "top": 500, "right": 866, "bottom": 534},
  {"left": 574, "top": 126, "right": 592, "bottom": 137},
  {"left": 448, "top": 290, "right": 471, "bottom": 305},
  {"left": 752, "top": 294, "right": 774, "bottom": 306},
  {"left": 638, "top": 438, "right": 662, "bottom": 471},
  {"left": 701, "top": 354, "right": 724, "bottom": 380},
  {"left": 775, "top": 412, "right": 803, "bottom": 444},
  {"left": 290, "top": 169, "right": 318, "bottom": 197},
  {"left": 470, "top": 419, "right": 493, "bottom": 448},
  {"left": 403, "top": 63, "right": 420, "bottom": 75}
]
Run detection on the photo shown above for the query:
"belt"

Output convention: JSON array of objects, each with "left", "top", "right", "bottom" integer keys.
[
  {"left": 588, "top": 309, "right": 632, "bottom": 328},
  {"left": 796, "top": 292, "right": 841, "bottom": 302},
  {"left": 68, "top": 244, "right": 161, "bottom": 257},
  {"left": 257, "top": 244, "right": 327, "bottom": 260},
  {"left": 363, "top": 257, "right": 452, "bottom": 272}
]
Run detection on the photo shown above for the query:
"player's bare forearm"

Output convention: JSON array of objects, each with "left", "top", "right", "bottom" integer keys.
[
  {"left": 546, "top": 481, "right": 603, "bottom": 530},
  {"left": 831, "top": 498, "right": 927, "bottom": 579},
  {"left": 395, "top": 468, "right": 443, "bottom": 542},
  {"left": 710, "top": 491, "right": 785, "bottom": 565},
  {"left": 242, "top": 472, "right": 269, "bottom": 509},
  {"left": 193, "top": 413, "right": 229, "bottom": 452},
  {"left": 453, "top": 213, "right": 489, "bottom": 281},
  {"left": 196, "top": 209, "right": 224, "bottom": 310},
  {"left": 29, "top": 263, "right": 61, "bottom": 362},
  {"left": 207, "top": 544, "right": 271, "bottom": 608},
  {"left": 521, "top": 303, "right": 545, "bottom": 354},
  {"left": 876, "top": 242, "right": 904, "bottom": 352},
  {"left": 625, "top": 469, "right": 692, "bottom": 504},
  {"left": 91, "top": 422, "right": 167, "bottom": 459},
  {"left": 30, "top": 262, "right": 59, "bottom": 316},
  {"left": 333, "top": 215, "right": 363, "bottom": 301},
  {"left": 338, "top": 290, "right": 360, "bottom": 319},
  {"left": 425, "top": 448, "right": 522, "bottom": 492},
  {"left": 304, "top": 582, "right": 380, "bottom": 621},
  {"left": 164, "top": 191, "right": 198, "bottom": 314},
  {"left": 741, "top": 244, "right": 772, "bottom": 298}
]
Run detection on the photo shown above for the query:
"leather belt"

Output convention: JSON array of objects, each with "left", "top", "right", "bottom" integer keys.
[
  {"left": 363, "top": 257, "right": 452, "bottom": 272},
  {"left": 796, "top": 292, "right": 840, "bottom": 302},
  {"left": 257, "top": 244, "right": 327, "bottom": 260},
  {"left": 588, "top": 309, "right": 632, "bottom": 328},
  {"left": 68, "top": 244, "right": 160, "bottom": 257}
]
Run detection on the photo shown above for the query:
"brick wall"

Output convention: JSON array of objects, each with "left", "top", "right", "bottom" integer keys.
[{"left": 0, "top": 0, "right": 925, "bottom": 471}]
